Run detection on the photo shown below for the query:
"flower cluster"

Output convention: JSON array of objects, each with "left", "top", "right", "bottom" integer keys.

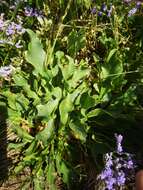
[
  {"left": 91, "top": 3, "right": 113, "bottom": 17},
  {"left": 123, "top": 0, "right": 142, "bottom": 16},
  {"left": 97, "top": 134, "right": 136, "bottom": 190},
  {"left": 5, "top": 22, "right": 25, "bottom": 36},
  {"left": 0, "top": 14, "right": 25, "bottom": 48},
  {"left": 0, "top": 65, "right": 13, "bottom": 78},
  {"left": 24, "top": 7, "right": 43, "bottom": 17}
]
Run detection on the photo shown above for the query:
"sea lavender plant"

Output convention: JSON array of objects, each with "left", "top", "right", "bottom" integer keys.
[{"left": 97, "top": 134, "right": 136, "bottom": 190}]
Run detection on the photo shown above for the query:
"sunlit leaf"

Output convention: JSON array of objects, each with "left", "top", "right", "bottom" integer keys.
[
  {"left": 25, "top": 29, "right": 46, "bottom": 75},
  {"left": 59, "top": 94, "right": 73, "bottom": 124}
]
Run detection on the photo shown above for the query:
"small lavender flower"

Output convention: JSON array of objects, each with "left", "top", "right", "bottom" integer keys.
[
  {"left": 115, "top": 134, "right": 123, "bottom": 153},
  {"left": 100, "top": 167, "right": 113, "bottom": 180},
  {"left": 15, "top": 41, "right": 23, "bottom": 48},
  {"left": 105, "top": 152, "right": 113, "bottom": 167},
  {"left": 24, "top": 7, "right": 34, "bottom": 16},
  {"left": 116, "top": 171, "right": 126, "bottom": 186},
  {"left": 24, "top": 7, "right": 42, "bottom": 17},
  {"left": 107, "top": 4, "right": 113, "bottom": 17},
  {"left": 0, "top": 14, "right": 5, "bottom": 30},
  {"left": 98, "top": 11, "right": 103, "bottom": 16},
  {"left": 0, "top": 66, "right": 13, "bottom": 78},
  {"left": 128, "top": 7, "right": 137, "bottom": 16},
  {"left": 101, "top": 3, "right": 107, "bottom": 12},
  {"left": 136, "top": 1, "right": 141, "bottom": 9},
  {"left": 91, "top": 7, "right": 96, "bottom": 14},
  {"left": 6, "top": 22, "right": 25, "bottom": 36},
  {"left": 6, "top": 22, "right": 15, "bottom": 36},
  {"left": 123, "top": 0, "right": 132, "bottom": 3},
  {"left": 15, "top": 24, "right": 25, "bottom": 34},
  {"left": 106, "top": 177, "right": 116, "bottom": 190}
]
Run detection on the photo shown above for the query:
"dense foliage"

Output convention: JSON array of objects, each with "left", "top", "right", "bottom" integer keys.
[{"left": 0, "top": 0, "right": 143, "bottom": 189}]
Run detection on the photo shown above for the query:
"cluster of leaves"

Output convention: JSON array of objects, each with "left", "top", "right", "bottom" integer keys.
[{"left": 1, "top": 0, "right": 143, "bottom": 189}]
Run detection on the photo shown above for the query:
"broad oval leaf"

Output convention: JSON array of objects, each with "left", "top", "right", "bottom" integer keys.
[
  {"left": 36, "top": 119, "right": 55, "bottom": 145},
  {"left": 25, "top": 29, "right": 46, "bottom": 75},
  {"left": 59, "top": 94, "right": 73, "bottom": 125}
]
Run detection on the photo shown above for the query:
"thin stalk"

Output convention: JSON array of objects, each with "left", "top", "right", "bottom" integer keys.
[{"left": 45, "top": 0, "right": 72, "bottom": 66}]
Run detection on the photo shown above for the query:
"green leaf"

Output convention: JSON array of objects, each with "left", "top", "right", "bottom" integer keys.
[
  {"left": 25, "top": 29, "right": 46, "bottom": 75},
  {"left": 23, "top": 153, "right": 38, "bottom": 165},
  {"left": 87, "top": 108, "right": 116, "bottom": 118},
  {"left": 36, "top": 119, "right": 55, "bottom": 145},
  {"left": 37, "top": 99, "right": 59, "bottom": 118},
  {"left": 80, "top": 92, "right": 95, "bottom": 109},
  {"left": 13, "top": 73, "right": 28, "bottom": 86},
  {"left": 69, "top": 66, "right": 90, "bottom": 89},
  {"left": 51, "top": 87, "right": 62, "bottom": 100},
  {"left": 25, "top": 140, "right": 37, "bottom": 155},
  {"left": 59, "top": 56, "right": 76, "bottom": 80},
  {"left": 34, "top": 167, "right": 45, "bottom": 190},
  {"left": 8, "top": 142, "right": 26, "bottom": 150},
  {"left": 56, "top": 155, "right": 76, "bottom": 189},
  {"left": 14, "top": 163, "right": 25, "bottom": 174},
  {"left": 56, "top": 155, "right": 70, "bottom": 186},
  {"left": 56, "top": 51, "right": 75, "bottom": 80},
  {"left": 106, "top": 49, "right": 117, "bottom": 63},
  {"left": 69, "top": 121, "right": 87, "bottom": 142},
  {"left": 67, "top": 29, "right": 86, "bottom": 57},
  {"left": 47, "top": 162, "right": 57, "bottom": 190},
  {"left": 59, "top": 94, "right": 73, "bottom": 125},
  {"left": 87, "top": 108, "right": 102, "bottom": 118},
  {"left": 12, "top": 125, "right": 34, "bottom": 142},
  {"left": 13, "top": 74, "right": 39, "bottom": 99}
]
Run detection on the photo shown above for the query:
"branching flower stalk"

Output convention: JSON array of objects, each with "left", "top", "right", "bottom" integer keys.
[
  {"left": 97, "top": 134, "right": 136, "bottom": 190},
  {"left": 45, "top": 0, "right": 72, "bottom": 66}
]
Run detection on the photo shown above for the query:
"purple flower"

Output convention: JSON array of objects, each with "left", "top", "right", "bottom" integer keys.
[
  {"left": 24, "top": 7, "right": 34, "bottom": 16},
  {"left": 128, "top": 7, "right": 137, "bottom": 16},
  {"left": 116, "top": 171, "right": 126, "bottom": 186},
  {"left": 6, "top": 22, "right": 25, "bottom": 36},
  {"left": 105, "top": 153, "right": 113, "bottom": 167},
  {"left": 100, "top": 167, "right": 113, "bottom": 179},
  {"left": 97, "top": 134, "right": 136, "bottom": 189},
  {"left": 101, "top": 3, "right": 107, "bottom": 12},
  {"left": 0, "top": 14, "right": 5, "bottom": 30},
  {"left": 15, "top": 24, "right": 25, "bottom": 34},
  {"left": 116, "top": 134, "right": 123, "bottom": 144},
  {"left": 24, "top": 7, "right": 42, "bottom": 17},
  {"left": 0, "top": 66, "right": 13, "bottom": 78},
  {"left": 106, "top": 177, "right": 116, "bottom": 190},
  {"left": 107, "top": 4, "right": 113, "bottom": 17},
  {"left": 15, "top": 41, "right": 23, "bottom": 48},
  {"left": 91, "top": 7, "right": 96, "bottom": 14},
  {"left": 98, "top": 11, "right": 103, "bottom": 16},
  {"left": 6, "top": 22, "right": 15, "bottom": 36},
  {"left": 0, "top": 20, "right": 5, "bottom": 30},
  {"left": 115, "top": 134, "right": 123, "bottom": 153},
  {"left": 123, "top": 0, "right": 132, "bottom": 3},
  {"left": 136, "top": 1, "right": 141, "bottom": 9}
]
